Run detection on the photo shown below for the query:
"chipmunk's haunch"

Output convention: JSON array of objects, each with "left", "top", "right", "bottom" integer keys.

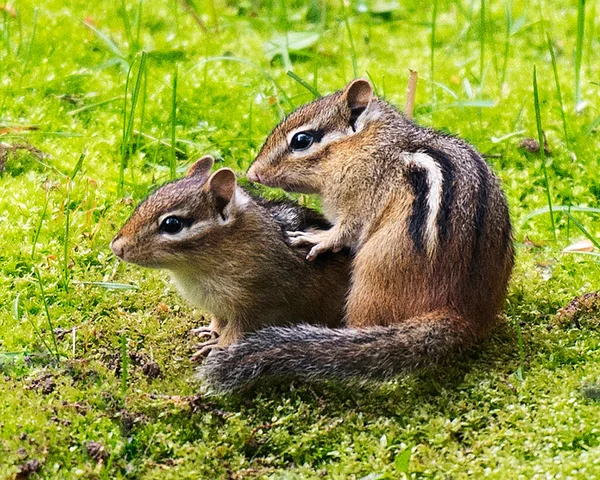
[
  {"left": 111, "top": 156, "right": 350, "bottom": 356},
  {"left": 200, "top": 79, "right": 514, "bottom": 392}
]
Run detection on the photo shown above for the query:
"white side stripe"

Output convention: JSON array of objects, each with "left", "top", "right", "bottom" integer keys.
[{"left": 405, "top": 152, "right": 443, "bottom": 257}]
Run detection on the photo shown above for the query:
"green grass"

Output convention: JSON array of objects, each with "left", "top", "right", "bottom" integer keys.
[{"left": 1, "top": 0, "right": 600, "bottom": 478}]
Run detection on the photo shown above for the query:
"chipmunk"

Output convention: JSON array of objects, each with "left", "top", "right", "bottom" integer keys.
[
  {"left": 110, "top": 155, "right": 350, "bottom": 358},
  {"left": 199, "top": 79, "right": 514, "bottom": 392}
]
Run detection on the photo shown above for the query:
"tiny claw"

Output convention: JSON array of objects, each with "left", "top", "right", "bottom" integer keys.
[
  {"left": 190, "top": 327, "right": 212, "bottom": 338},
  {"left": 289, "top": 235, "right": 316, "bottom": 248},
  {"left": 191, "top": 338, "right": 220, "bottom": 362},
  {"left": 190, "top": 327, "right": 219, "bottom": 339},
  {"left": 306, "top": 245, "right": 320, "bottom": 261}
]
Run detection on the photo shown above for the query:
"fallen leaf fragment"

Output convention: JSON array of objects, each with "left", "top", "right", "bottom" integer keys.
[{"left": 562, "top": 239, "right": 594, "bottom": 254}]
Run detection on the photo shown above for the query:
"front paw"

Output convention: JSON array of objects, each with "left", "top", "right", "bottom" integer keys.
[
  {"left": 306, "top": 242, "right": 333, "bottom": 261},
  {"left": 191, "top": 338, "right": 222, "bottom": 363},
  {"left": 190, "top": 326, "right": 216, "bottom": 339},
  {"left": 287, "top": 230, "right": 320, "bottom": 247}
]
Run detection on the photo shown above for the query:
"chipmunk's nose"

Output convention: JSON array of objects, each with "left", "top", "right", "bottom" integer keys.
[
  {"left": 110, "top": 236, "right": 126, "bottom": 259},
  {"left": 246, "top": 165, "right": 261, "bottom": 183}
]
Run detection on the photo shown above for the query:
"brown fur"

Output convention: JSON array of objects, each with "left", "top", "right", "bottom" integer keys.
[
  {"left": 111, "top": 157, "right": 350, "bottom": 350},
  {"left": 232, "top": 79, "right": 515, "bottom": 383}
]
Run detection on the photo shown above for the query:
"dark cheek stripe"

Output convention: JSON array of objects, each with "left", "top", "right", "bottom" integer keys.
[{"left": 407, "top": 167, "right": 430, "bottom": 253}]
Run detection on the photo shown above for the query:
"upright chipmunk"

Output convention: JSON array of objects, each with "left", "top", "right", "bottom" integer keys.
[
  {"left": 200, "top": 79, "right": 514, "bottom": 392},
  {"left": 111, "top": 156, "right": 350, "bottom": 357}
]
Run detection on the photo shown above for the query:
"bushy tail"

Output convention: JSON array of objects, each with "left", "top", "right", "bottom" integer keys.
[{"left": 198, "top": 312, "right": 482, "bottom": 393}]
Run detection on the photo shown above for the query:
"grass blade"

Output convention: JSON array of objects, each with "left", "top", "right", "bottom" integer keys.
[
  {"left": 431, "top": 0, "right": 438, "bottom": 113},
  {"left": 546, "top": 34, "right": 569, "bottom": 147},
  {"left": 121, "top": 333, "right": 129, "bottom": 403},
  {"left": 33, "top": 268, "right": 60, "bottom": 361},
  {"left": 18, "top": 7, "right": 38, "bottom": 88},
  {"left": 62, "top": 152, "right": 86, "bottom": 293},
  {"left": 532, "top": 65, "right": 556, "bottom": 240},
  {"left": 563, "top": 212, "right": 600, "bottom": 250},
  {"left": 31, "top": 192, "right": 50, "bottom": 260},
  {"left": 118, "top": 51, "right": 147, "bottom": 195},
  {"left": 575, "top": 0, "right": 586, "bottom": 108},
  {"left": 170, "top": 65, "right": 178, "bottom": 180},
  {"left": 73, "top": 281, "right": 139, "bottom": 290},
  {"left": 13, "top": 293, "right": 20, "bottom": 322},
  {"left": 178, "top": 0, "right": 208, "bottom": 32},
  {"left": 67, "top": 96, "right": 123, "bottom": 116},
  {"left": 287, "top": 70, "right": 320, "bottom": 98},
  {"left": 83, "top": 21, "right": 127, "bottom": 61},
  {"left": 341, "top": 0, "right": 357, "bottom": 78},
  {"left": 479, "top": 0, "right": 485, "bottom": 91},
  {"left": 500, "top": 0, "right": 512, "bottom": 87},
  {"left": 515, "top": 320, "right": 525, "bottom": 381},
  {"left": 521, "top": 205, "right": 600, "bottom": 225}
]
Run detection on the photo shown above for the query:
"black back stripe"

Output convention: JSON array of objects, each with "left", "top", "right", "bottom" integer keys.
[
  {"left": 420, "top": 147, "right": 455, "bottom": 242},
  {"left": 471, "top": 151, "right": 490, "bottom": 253},
  {"left": 407, "top": 166, "right": 430, "bottom": 252}
]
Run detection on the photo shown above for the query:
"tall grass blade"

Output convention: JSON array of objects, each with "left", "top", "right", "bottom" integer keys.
[
  {"left": 135, "top": 0, "right": 143, "bottom": 50},
  {"left": 16, "top": 289, "right": 54, "bottom": 360},
  {"left": 34, "top": 268, "right": 60, "bottom": 361},
  {"left": 532, "top": 66, "right": 556, "bottom": 240},
  {"left": 287, "top": 70, "right": 320, "bottom": 98},
  {"left": 18, "top": 7, "right": 38, "bottom": 88},
  {"left": 341, "top": 0, "right": 357, "bottom": 78},
  {"left": 67, "top": 96, "right": 123, "bottom": 116},
  {"left": 62, "top": 152, "right": 86, "bottom": 293},
  {"left": 208, "top": 0, "right": 219, "bottom": 32},
  {"left": 563, "top": 212, "right": 600, "bottom": 250},
  {"left": 118, "top": 51, "right": 147, "bottom": 195},
  {"left": 575, "top": 0, "right": 586, "bottom": 108},
  {"left": 479, "top": 0, "right": 485, "bottom": 90},
  {"left": 430, "top": 0, "right": 438, "bottom": 113},
  {"left": 521, "top": 205, "right": 600, "bottom": 225},
  {"left": 170, "top": 65, "right": 178, "bottom": 180},
  {"left": 500, "top": 0, "right": 512, "bottom": 87},
  {"left": 546, "top": 34, "right": 569, "bottom": 147},
  {"left": 121, "top": 333, "right": 129, "bottom": 402},
  {"left": 31, "top": 192, "right": 50, "bottom": 260},
  {"left": 120, "top": 0, "right": 133, "bottom": 50},
  {"left": 83, "top": 22, "right": 127, "bottom": 62},
  {"left": 177, "top": 0, "right": 208, "bottom": 32},
  {"left": 13, "top": 293, "right": 20, "bottom": 322},
  {"left": 515, "top": 320, "right": 525, "bottom": 381}
]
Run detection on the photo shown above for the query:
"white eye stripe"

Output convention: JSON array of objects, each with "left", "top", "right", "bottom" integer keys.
[{"left": 286, "top": 123, "right": 318, "bottom": 145}]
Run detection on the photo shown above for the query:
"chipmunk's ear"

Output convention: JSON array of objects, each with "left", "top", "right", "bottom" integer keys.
[
  {"left": 186, "top": 155, "right": 214, "bottom": 182},
  {"left": 343, "top": 79, "right": 373, "bottom": 129},
  {"left": 207, "top": 168, "right": 237, "bottom": 220}
]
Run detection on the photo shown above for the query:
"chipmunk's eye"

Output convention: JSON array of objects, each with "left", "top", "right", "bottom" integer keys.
[
  {"left": 290, "top": 131, "right": 314, "bottom": 151},
  {"left": 159, "top": 216, "right": 185, "bottom": 234}
]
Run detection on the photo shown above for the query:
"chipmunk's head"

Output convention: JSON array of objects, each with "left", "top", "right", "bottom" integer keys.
[
  {"left": 247, "top": 79, "right": 381, "bottom": 193},
  {"left": 111, "top": 156, "right": 249, "bottom": 269}
]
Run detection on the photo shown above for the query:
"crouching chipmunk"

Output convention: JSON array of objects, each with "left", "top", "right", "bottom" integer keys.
[{"left": 111, "top": 155, "right": 350, "bottom": 360}]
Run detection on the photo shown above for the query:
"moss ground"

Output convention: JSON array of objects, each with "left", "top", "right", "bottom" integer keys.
[{"left": 1, "top": 0, "right": 600, "bottom": 478}]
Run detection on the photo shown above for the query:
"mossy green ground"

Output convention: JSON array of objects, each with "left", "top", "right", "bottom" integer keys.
[{"left": 1, "top": 0, "right": 600, "bottom": 478}]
